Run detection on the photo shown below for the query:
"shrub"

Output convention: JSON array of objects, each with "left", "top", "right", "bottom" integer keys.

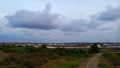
[{"left": 88, "top": 43, "right": 99, "bottom": 54}]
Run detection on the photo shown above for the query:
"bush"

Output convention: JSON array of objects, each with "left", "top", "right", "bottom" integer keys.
[{"left": 88, "top": 43, "right": 99, "bottom": 54}]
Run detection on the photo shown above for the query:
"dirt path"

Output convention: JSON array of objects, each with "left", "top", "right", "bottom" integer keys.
[
  {"left": 85, "top": 53, "right": 101, "bottom": 68},
  {"left": 79, "top": 53, "right": 102, "bottom": 68}
]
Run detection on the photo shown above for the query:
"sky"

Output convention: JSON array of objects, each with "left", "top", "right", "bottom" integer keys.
[{"left": 0, "top": 0, "right": 120, "bottom": 43}]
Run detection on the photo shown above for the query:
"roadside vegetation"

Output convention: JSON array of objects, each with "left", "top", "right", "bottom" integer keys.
[
  {"left": 0, "top": 44, "right": 90, "bottom": 68},
  {"left": 98, "top": 51, "right": 119, "bottom": 68}
]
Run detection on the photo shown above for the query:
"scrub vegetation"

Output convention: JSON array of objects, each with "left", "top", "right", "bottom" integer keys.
[
  {"left": 0, "top": 44, "right": 90, "bottom": 68},
  {"left": 98, "top": 51, "right": 119, "bottom": 68}
]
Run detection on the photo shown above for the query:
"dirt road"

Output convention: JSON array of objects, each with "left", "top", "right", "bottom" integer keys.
[{"left": 85, "top": 53, "right": 101, "bottom": 68}]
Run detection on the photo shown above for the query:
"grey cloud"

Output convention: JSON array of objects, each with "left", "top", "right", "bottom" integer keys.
[
  {"left": 6, "top": 3, "right": 120, "bottom": 32},
  {"left": 60, "top": 19, "right": 89, "bottom": 32},
  {"left": 5, "top": 3, "right": 102, "bottom": 32},
  {"left": 6, "top": 3, "right": 61, "bottom": 30},
  {"left": 60, "top": 5, "right": 120, "bottom": 32},
  {"left": 60, "top": 18, "right": 103, "bottom": 32},
  {"left": 98, "top": 6, "right": 120, "bottom": 21},
  {"left": 43, "top": 3, "right": 51, "bottom": 14}
]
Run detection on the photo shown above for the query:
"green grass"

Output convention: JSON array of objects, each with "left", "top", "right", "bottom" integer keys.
[
  {"left": 98, "top": 62, "right": 112, "bottom": 68},
  {"left": 41, "top": 58, "right": 84, "bottom": 68},
  {"left": 98, "top": 51, "right": 119, "bottom": 68},
  {"left": 58, "top": 61, "right": 80, "bottom": 68},
  {"left": 0, "top": 45, "right": 89, "bottom": 68},
  {"left": 48, "top": 59, "right": 83, "bottom": 68},
  {"left": 102, "top": 51, "right": 118, "bottom": 63}
]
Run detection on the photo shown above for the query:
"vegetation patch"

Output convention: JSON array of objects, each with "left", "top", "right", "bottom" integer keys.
[
  {"left": 0, "top": 45, "right": 89, "bottom": 68},
  {"left": 58, "top": 60, "right": 81, "bottom": 68},
  {"left": 98, "top": 51, "right": 119, "bottom": 68},
  {"left": 98, "top": 62, "right": 112, "bottom": 68}
]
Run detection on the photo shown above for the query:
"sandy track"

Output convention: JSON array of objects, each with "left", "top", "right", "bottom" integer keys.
[{"left": 85, "top": 53, "right": 101, "bottom": 68}]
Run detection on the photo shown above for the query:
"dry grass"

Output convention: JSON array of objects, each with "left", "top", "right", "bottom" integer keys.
[{"left": 0, "top": 51, "right": 8, "bottom": 61}]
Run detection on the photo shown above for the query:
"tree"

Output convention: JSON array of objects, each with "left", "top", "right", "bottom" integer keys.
[
  {"left": 41, "top": 44, "right": 47, "bottom": 49},
  {"left": 89, "top": 43, "right": 99, "bottom": 54},
  {"left": 38, "top": 44, "right": 48, "bottom": 52}
]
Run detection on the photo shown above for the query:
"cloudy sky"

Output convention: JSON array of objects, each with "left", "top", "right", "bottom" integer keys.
[{"left": 0, "top": 0, "right": 120, "bottom": 43}]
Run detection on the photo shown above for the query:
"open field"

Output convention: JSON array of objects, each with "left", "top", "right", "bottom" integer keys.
[
  {"left": 0, "top": 45, "right": 90, "bottom": 68},
  {"left": 0, "top": 44, "right": 119, "bottom": 68}
]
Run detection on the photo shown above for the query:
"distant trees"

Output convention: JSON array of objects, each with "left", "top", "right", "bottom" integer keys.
[
  {"left": 40, "top": 44, "right": 47, "bottom": 49},
  {"left": 89, "top": 43, "right": 100, "bottom": 54}
]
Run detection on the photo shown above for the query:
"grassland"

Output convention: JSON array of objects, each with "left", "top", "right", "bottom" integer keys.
[
  {"left": 0, "top": 45, "right": 89, "bottom": 68},
  {"left": 98, "top": 51, "right": 120, "bottom": 68}
]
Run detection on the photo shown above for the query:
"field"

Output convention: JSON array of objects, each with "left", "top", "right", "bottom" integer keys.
[{"left": 0, "top": 45, "right": 89, "bottom": 68}]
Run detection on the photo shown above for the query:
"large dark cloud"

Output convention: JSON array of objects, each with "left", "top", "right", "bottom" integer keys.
[
  {"left": 99, "top": 6, "right": 120, "bottom": 21},
  {"left": 6, "top": 3, "right": 120, "bottom": 32},
  {"left": 6, "top": 3, "right": 61, "bottom": 30},
  {"left": 6, "top": 3, "right": 102, "bottom": 32}
]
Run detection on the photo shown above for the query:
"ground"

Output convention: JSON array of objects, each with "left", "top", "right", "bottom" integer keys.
[{"left": 79, "top": 53, "right": 102, "bottom": 68}]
